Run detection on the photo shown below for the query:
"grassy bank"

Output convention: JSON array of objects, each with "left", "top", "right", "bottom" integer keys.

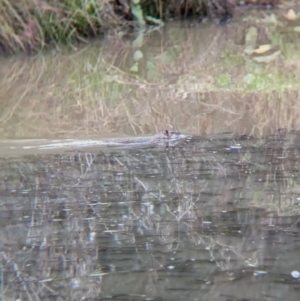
[
  {"left": 0, "top": 0, "right": 120, "bottom": 54},
  {"left": 0, "top": 0, "right": 279, "bottom": 54}
]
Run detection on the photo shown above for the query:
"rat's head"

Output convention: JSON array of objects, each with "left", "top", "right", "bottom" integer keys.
[{"left": 163, "top": 130, "right": 181, "bottom": 138}]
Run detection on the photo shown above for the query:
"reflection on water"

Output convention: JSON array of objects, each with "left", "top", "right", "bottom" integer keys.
[
  {"left": 1, "top": 130, "right": 300, "bottom": 300},
  {"left": 1, "top": 19, "right": 300, "bottom": 139}
]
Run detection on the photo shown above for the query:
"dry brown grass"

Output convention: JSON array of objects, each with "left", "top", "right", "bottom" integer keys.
[
  {"left": 0, "top": 0, "right": 121, "bottom": 54},
  {"left": 1, "top": 13, "right": 300, "bottom": 139},
  {"left": 1, "top": 54, "right": 300, "bottom": 139}
]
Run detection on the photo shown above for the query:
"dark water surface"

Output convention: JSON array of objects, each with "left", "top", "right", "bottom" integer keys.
[{"left": 1, "top": 130, "right": 300, "bottom": 301}]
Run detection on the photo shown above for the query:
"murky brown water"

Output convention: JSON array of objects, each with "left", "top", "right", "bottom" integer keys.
[
  {"left": 1, "top": 11, "right": 300, "bottom": 301},
  {"left": 1, "top": 130, "right": 300, "bottom": 300}
]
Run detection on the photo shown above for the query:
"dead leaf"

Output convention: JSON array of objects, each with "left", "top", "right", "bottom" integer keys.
[
  {"left": 253, "top": 50, "right": 281, "bottom": 63},
  {"left": 254, "top": 44, "right": 272, "bottom": 54},
  {"left": 285, "top": 9, "right": 297, "bottom": 21}
]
